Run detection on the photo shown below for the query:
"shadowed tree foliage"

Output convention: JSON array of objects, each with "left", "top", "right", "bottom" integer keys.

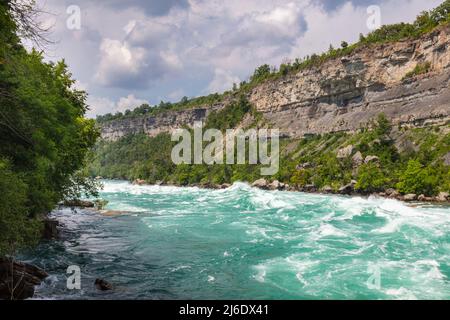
[{"left": 0, "top": 1, "right": 99, "bottom": 256}]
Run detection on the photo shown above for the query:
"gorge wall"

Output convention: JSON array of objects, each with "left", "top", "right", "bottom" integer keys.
[{"left": 100, "top": 25, "right": 450, "bottom": 141}]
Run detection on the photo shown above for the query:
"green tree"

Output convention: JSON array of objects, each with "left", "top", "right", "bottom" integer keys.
[{"left": 396, "top": 160, "right": 439, "bottom": 195}]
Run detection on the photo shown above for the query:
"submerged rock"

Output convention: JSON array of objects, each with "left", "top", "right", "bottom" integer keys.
[
  {"left": 0, "top": 259, "right": 48, "bottom": 300},
  {"left": 42, "top": 219, "right": 59, "bottom": 240},
  {"left": 95, "top": 278, "right": 113, "bottom": 291}
]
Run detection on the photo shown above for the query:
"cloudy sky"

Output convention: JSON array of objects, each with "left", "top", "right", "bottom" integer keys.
[{"left": 34, "top": 0, "right": 443, "bottom": 117}]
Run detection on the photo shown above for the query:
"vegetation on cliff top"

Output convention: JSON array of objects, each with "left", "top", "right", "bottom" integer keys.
[
  {"left": 0, "top": 1, "right": 99, "bottom": 256},
  {"left": 96, "top": 0, "right": 450, "bottom": 124}
]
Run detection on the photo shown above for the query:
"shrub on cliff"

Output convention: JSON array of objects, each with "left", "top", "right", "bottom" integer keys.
[
  {"left": 355, "top": 163, "right": 389, "bottom": 193},
  {"left": 396, "top": 160, "right": 440, "bottom": 196}
]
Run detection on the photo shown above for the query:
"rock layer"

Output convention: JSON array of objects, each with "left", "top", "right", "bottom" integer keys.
[{"left": 100, "top": 26, "right": 450, "bottom": 141}]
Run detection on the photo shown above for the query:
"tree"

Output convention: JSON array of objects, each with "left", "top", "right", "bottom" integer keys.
[
  {"left": 396, "top": 160, "right": 439, "bottom": 196},
  {"left": 250, "top": 64, "right": 271, "bottom": 83},
  {"left": 0, "top": 1, "right": 99, "bottom": 256}
]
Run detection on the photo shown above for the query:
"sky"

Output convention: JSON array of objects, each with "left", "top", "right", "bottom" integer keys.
[{"left": 34, "top": 0, "right": 444, "bottom": 118}]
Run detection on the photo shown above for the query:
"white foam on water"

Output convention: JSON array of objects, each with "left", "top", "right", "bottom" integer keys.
[{"left": 385, "top": 287, "right": 418, "bottom": 300}]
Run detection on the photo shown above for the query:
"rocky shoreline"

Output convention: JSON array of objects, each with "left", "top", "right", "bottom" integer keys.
[
  {"left": 0, "top": 258, "right": 49, "bottom": 300},
  {"left": 131, "top": 178, "right": 450, "bottom": 204}
]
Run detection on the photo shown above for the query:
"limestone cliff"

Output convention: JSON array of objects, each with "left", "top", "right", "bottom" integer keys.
[{"left": 100, "top": 25, "right": 450, "bottom": 141}]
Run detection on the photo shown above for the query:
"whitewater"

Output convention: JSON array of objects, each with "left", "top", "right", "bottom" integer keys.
[{"left": 22, "top": 180, "right": 450, "bottom": 300}]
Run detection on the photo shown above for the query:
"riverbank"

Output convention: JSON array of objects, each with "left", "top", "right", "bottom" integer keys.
[{"left": 130, "top": 179, "right": 450, "bottom": 205}]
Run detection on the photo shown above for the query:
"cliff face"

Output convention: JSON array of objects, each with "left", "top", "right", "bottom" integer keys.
[
  {"left": 100, "top": 105, "right": 224, "bottom": 141},
  {"left": 101, "top": 26, "right": 450, "bottom": 141}
]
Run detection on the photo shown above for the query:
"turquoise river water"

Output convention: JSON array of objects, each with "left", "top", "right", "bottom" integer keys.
[{"left": 22, "top": 180, "right": 450, "bottom": 300}]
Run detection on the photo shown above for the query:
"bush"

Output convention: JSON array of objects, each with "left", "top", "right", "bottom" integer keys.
[
  {"left": 396, "top": 159, "right": 440, "bottom": 196},
  {"left": 355, "top": 163, "right": 388, "bottom": 193},
  {"left": 0, "top": 162, "right": 41, "bottom": 256},
  {"left": 403, "top": 62, "right": 432, "bottom": 80}
]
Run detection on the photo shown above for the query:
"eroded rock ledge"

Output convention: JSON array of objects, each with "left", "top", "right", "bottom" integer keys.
[{"left": 101, "top": 25, "right": 450, "bottom": 141}]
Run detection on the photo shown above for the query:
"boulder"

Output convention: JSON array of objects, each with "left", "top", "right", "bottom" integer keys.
[
  {"left": 302, "top": 184, "right": 317, "bottom": 192},
  {"left": 352, "top": 151, "right": 364, "bottom": 167},
  {"left": 95, "top": 279, "right": 113, "bottom": 291},
  {"left": 385, "top": 188, "right": 396, "bottom": 196},
  {"left": 268, "top": 180, "right": 286, "bottom": 190},
  {"left": 219, "top": 183, "right": 232, "bottom": 189},
  {"left": 339, "top": 183, "right": 354, "bottom": 195},
  {"left": 403, "top": 194, "right": 417, "bottom": 202},
  {"left": 42, "top": 219, "right": 59, "bottom": 240},
  {"left": 436, "top": 192, "right": 449, "bottom": 202},
  {"left": 417, "top": 194, "right": 434, "bottom": 202},
  {"left": 0, "top": 259, "right": 48, "bottom": 300},
  {"left": 252, "top": 179, "right": 269, "bottom": 189},
  {"left": 388, "top": 190, "right": 400, "bottom": 199},
  {"left": 443, "top": 152, "right": 450, "bottom": 166},
  {"left": 337, "top": 145, "right": 354, "bottom": 159},
  {"left": 322, "top": 186, "right": 334, "bottom": 194},
  {"left": 364, "top": 155, "right": 380, "bottom": 164},
  {"left": 63, "top": 199, "right": 95, "bottom": 208},
  {"left": 296, "top": 162, "right": 312, "bottom": 170},
  {"left": 132, "top": 179, "right": 146, "bottom": 186}
]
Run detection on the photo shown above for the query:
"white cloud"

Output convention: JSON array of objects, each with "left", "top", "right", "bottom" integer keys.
[
  {"left": 207, "top": 68, "right": 240, "bottom": 94},
  {"left": 37, "top": 0, "right": 444, "bottom": 116},
  {"left": 95, "top": 38, "right": 147, "bottom": 88},
  {"left": 87, "top": 94, "right": 149, "bottom": 118},
  {"left": 116, "top": 94, "right": 149, "bottom": 112}
]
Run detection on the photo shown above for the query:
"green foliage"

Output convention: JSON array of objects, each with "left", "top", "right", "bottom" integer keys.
[
  {"left": 0, "top": 161, "right": 41, "bottom": 256},
  {"left": 205, "top": 96, "right": 251, "bottom": 131},
  {"left": 403, "top": 62, "right": 432, "bottom": 80},
  {"left": 396, "top": 159, "right": 440, "bottom": 196},
  {"left": 355, "top": 163, "right": 388, "bottom": 193},
  {"left": 0, "top": 3, "right": 99, "bottom": 256}
]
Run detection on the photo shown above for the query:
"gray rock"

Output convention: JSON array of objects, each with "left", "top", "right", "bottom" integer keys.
[
  {"left": 303, "top": 184, "right": 317, "bottom": 192},
  {"left": 296, "top": 162, "right": 312, "bottom": 170},
  {"left": 95, "top": 279, "right": 113, "bottom": 291},
  {"left": 132, "top": 179, "right": 146, "bottom": 186},
  {"left": 252, "top": 179, "right": 269, "bottom": 189},
  {"left": 0, "top": 259, "right": 48, "bottom": 300},
  {"left": 364, "top": 155, "right": 380, "bottom": 164},
  {"left": 339, "top": 183, "right": 354, "bottom": 195},
  {"left": 337, "top": 145, "right": 354, "bottom": 159},
  {"left": 385, "top": 188, "right": 396, "bottom": 196},
  {"left": 436, "top": 192, "right": 449, "bottom": 202},
  {"left": 403, "top": 194, "right": 417, "bottom": 201},
  {"left": 322, "top": 186, "right": 333, "bottom": 193},
  {"left": 443, "top": 152, "right": 450, "bottom": 166},
  {"left": 352, "top": 151, "right": 364, "bottom": 167}
]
